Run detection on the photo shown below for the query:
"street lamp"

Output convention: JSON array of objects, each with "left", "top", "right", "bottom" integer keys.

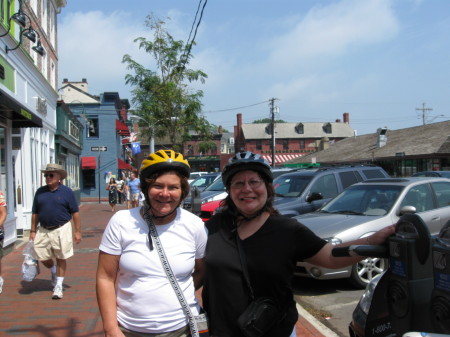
[{"left": 1, "top": 0, "right": 45, "bottom": 56}]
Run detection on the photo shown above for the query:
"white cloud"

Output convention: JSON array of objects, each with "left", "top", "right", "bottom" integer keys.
[
  {"left": 266, "top": 0, "right": 400, "bottom": 71},
  {"left": 59, "top": 10, "right": 148, "bottom": 94}
]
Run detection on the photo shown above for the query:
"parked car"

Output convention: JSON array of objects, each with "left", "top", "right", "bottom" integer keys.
[
  {"left": 199, "top": 199, "right": 222, "bottom": 222},
  {"left": 188, "top": 171, "right": 209, "bottom": 184},
  {"left": 293, "top": 177, "right": 450, "bottom": 288},
  {"left": 189, "top": 173, "right": 220, "bottom": 191},
  {"left": 412, "top": 170, "right": 450, "bottom": 178},
  {"left": 273, "top": 165, "right": 390, "bottom": 217},
  {"left": 184, "top": 176, "right": 227, "bottom": 211}
]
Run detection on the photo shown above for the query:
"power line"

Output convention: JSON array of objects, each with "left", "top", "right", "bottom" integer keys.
[
  {"left": 202, "top": 99, "right": 271, "bottom": 113},
  {"left": 179, "top": 0, "right": 208, "bottom": 70}
]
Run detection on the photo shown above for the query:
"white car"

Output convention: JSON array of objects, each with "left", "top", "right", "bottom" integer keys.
[
  {"left": 188, "top": 172, "right": 209, "bottom": 184},
  {"left": 294, "top": 177, "right": 450, "bottom": 288}
]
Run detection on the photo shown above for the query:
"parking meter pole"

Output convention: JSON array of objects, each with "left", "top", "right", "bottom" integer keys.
[
  {"left": 387, "top": 214, "right": 434, "bottom": 335},
  {"left": 191, "top": 187, "right": 201, "bottom": 215},
  {"left": 430, "top": 221, "right": 450, "bottom": 334}
]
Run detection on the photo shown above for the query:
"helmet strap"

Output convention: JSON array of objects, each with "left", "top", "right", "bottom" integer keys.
[{"left": 145, "top": 201, "right": 180, "bottom": 220}]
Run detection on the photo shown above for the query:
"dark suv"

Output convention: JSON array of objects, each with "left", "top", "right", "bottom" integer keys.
[{"left": 273, "top": 165, "right": 390, "bottom": 217}]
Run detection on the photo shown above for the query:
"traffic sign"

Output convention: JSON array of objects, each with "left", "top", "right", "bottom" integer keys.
[{"left": 91, "top": 146, "right": 107, "bottom": 152}]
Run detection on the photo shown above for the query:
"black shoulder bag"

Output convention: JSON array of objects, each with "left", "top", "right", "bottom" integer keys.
[{"left": 235, "top": 235, "right": 284, "bottom": 337}]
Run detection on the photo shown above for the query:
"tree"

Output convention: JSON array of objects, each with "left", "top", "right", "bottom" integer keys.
[{"left": 123, "top": 14, "right": 210, "bottom": 152}]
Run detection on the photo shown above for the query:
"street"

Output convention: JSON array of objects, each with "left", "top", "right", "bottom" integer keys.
[{"left": 293, "top": 276, "right": 364, "bottom": 337}]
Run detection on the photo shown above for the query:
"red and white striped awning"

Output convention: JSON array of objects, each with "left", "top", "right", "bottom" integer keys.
[{"left": 262, "top": 154, "right": 303, "bottom": 165}]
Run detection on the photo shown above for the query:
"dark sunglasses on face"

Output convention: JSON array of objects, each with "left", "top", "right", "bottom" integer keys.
[{"left": 44, "top": 173, "right": 54, "bottom": 178}]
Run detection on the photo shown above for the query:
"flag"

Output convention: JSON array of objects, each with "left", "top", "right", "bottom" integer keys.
[{"left": 131, "top": 142, "right": 141, "bottom": 155}]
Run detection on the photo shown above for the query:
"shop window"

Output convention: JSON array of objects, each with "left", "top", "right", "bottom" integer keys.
[
  {"left": 82, "top": 170, "right": 95, "bottom": 188},
  {"left": 87, "top": 117, "right": 99, "bottom": 138}
]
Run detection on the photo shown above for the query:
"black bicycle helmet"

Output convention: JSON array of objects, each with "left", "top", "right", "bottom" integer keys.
[
  {"left": 222, "top": 151, "right": 272, "bottom": 187},
  {"left": 140, "top": 150, "right": 190, "bottom": 180}
]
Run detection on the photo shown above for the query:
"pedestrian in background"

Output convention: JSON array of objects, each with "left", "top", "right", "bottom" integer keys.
[
  {"left": 127, "top": 171, "right": 140, "bottom": 208},
  {"left": 116, "top": 176, "right": 125, "bottom": 204},
  {"left": 202, "top": 152, "right": 395, "bottom": 337},
  {"left": 30, "top": 164, "right": 82, "bottom": 300},
  {"left": 96, "top": 150, "right": 207, "bottom": 336},
  {"left": 106, "top": 177, "right": 118, "bottom": 212},
  {"left": 0, "top": 190, "right": 7, "bottom": 294}
]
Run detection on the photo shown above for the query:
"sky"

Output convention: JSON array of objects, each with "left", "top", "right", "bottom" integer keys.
[{"left": 58, "top": 0, "right": 450, "bottom": 136}]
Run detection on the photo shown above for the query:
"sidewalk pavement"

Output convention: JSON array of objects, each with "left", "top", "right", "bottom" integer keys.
[{"left": 0, "top": 202, "right": 330, "bottom": 337}]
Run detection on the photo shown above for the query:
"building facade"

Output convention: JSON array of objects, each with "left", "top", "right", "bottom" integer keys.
[
  {"left": 55, "top": 100, "right": 83, "bottom": 203},
  {"left": 60, "top": 79, "right": 132, "bottom": 203},
  {"left": 234, "top": 112, "right": 355, "bottom": 167},
  {"left": 0, "top": 0, "right": 66, "bottom": 243},
  {"left": 287, "top": 121, "right": 450, "bottom": 177}
]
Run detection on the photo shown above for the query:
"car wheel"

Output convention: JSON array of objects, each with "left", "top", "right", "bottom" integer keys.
[{"left": 349, "top": 257, "right": 388, "bottom": 289}]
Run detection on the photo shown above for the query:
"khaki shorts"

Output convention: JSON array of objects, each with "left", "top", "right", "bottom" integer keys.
[
  {"left": 130, "top": 192, "right": 140, "bottom": 202},
  {"left": 34, "top": 221, "right": 74, "bottom": 260},
  {"left": 119, "top": 325, "right": 190, "bottom": 337}
]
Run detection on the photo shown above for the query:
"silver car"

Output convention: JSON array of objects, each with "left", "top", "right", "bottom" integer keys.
[{"left": 294, "top": 177, "right": 450, "bottom": 288}]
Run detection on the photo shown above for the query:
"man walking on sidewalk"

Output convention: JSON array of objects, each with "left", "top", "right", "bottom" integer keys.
[{"left": 29, "top": 164, "right": 82, "bottom": 300}]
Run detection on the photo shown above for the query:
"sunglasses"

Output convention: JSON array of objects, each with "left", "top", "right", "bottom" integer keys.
[{"left": 44, "top": 173, "right": 54, "bottom": 178}]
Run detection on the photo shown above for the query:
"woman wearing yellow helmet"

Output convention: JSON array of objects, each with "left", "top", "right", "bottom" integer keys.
[{"left": 96, "top": 150, "right": 207, "bottom": 337}]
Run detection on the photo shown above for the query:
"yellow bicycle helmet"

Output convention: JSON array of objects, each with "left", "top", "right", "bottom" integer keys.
[{"left": 139, "top": 150, "right": 190, "bottom": 180}]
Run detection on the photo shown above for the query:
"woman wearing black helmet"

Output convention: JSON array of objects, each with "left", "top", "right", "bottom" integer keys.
[
  {"left": 202, "top": 151, "right": 395, "bottom": 337},
  {"left": 96, "top": 150, "right": 207, "bottom": 337}
]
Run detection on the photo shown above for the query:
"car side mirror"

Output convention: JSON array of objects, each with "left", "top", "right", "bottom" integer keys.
[
  {"left": 398, "top": 205, "right": 416, "bottom": 215},
  {"left": 307, "top": 192, "right": 323, "bottom": 203}
]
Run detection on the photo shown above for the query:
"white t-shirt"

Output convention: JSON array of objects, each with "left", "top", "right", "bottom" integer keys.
[{"left": 99, "top": 207, "right": 207, "bottom": 333}]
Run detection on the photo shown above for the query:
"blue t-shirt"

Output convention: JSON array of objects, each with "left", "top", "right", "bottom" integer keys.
[
  {"left": 32, "top": 184, "right": 79, "bottom": 228},
  {"left": 128, "top": 178, "right": 141, "bottom": 194}
]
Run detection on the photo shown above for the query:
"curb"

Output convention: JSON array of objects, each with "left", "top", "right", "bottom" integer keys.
[{"left": 296, "top": 303, "right": 340, "bottom": 337}]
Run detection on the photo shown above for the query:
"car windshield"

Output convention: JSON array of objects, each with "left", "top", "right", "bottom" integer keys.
[
  {"left": 190, "top": 175, "right": 217, "bottom": 189},
  {"left": 273, "top": 175, "right": 313, "bottom": 198},
  {"left": 319, "top": 184, "right": 404, "bottom": 216},
  {"left": 204, "top": 177, "right": 226, "bottom": 192}
]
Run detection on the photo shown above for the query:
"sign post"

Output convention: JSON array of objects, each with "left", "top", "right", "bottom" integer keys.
[{"left": 91, "top": 146, "right": 108, "bottom": 203}]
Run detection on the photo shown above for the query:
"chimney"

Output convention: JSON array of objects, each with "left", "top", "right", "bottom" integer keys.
[
  {"left": 335, "top": 119, "right": 341, "bottom": 123},
  {"left": 237, "top": 113, "right": 242, "bottom": 129},
  {"left": 218, "top": 125, "right": 223, "bottom": 135},
  {"left": 343, "top": 112, "right": 350, "bottom": 124},
  {"left": 377, "top": 127, "right": 388, "bottom": 148}
]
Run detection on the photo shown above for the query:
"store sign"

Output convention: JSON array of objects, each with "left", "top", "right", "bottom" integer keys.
[
  {"left": 69, "top": 120, "right": 80, "bottom": 140},
  {"left": 20, "top": 108, "right": 32, "bottom": 120},
  {"left": 36, "top": 97, "right": 47, "bottom": 116},
  {"left": 91, "top": 146, "right": 107, "bottom": 152}
]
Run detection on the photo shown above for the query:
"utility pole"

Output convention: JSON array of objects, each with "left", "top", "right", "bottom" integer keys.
[
  {"left": 270, "top": 98, "right": 279, "bottom": 168},
  {"left": 416, "top": 102, "right": 433, "bottom": 125}
]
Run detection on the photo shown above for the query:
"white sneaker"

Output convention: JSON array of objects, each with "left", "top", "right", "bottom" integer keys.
[
  {"left": 51, "top": 273, "right": 56, "bottom": 287},
  {"left": 0, "top": 277, "right": 3, "bottom": 294},
  {"left": 52, "top": 284, "right": 63, "bottom": 299}
]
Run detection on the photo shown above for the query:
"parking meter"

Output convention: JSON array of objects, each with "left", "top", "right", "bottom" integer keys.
[
  {"left": 191, "top": 186, "right": 202, "bottom": 214},
  {"left": 430, "top": 220, "right": 450, "bottom": 334},
  {"left": 387, "top": 214, "right": 434, "bottom": 335}
]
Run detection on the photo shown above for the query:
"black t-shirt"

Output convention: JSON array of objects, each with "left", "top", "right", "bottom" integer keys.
[{"left": 202, "top": 212, "right": 327, "bottom": 337}]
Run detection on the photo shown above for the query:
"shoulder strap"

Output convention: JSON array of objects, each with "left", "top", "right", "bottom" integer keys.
[
  {"left": 142, "top": 204, "right": 200, "bottom": 337},
  {"left": 235, "top": 232, "right": 255, "bottom": 300}
]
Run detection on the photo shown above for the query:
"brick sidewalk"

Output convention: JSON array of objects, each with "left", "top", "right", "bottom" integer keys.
[{"left": 0, "top": 203, "right": 325, "bottom": 337}]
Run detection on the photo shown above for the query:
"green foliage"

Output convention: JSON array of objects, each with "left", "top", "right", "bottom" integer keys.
[
  {"left": 253, "top": 118, "right": 286, "bottom": 124},
  {"left": 198, "top": 140, "right": 217, "bottom": 155},
  {"left": 122, "top": 14, "right": 210, "bottom": 149}
]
